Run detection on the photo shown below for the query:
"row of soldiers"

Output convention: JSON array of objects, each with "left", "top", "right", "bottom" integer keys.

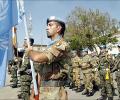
[
  {"left": 66, "top": 45, "right": 120, "bottom": 100},
  {"left": 8, "top": 38, "right": 34, "bottom": 100},
  {"left": 8, "top": 42, "right": 120, "bottom": 100}
]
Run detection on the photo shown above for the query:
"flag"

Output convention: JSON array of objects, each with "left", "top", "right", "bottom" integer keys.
[
  {"left": 0, "top": 0, "right": 19, "bottom": 87},
  {"left": 0, "top": 48, "right": 8, "bottom": 87},
  {"left": 8, "top": 0, "right": 25, "bottom": 60},
  {"left": 16, "top": 0, "right": 25, "bottom": 23}
]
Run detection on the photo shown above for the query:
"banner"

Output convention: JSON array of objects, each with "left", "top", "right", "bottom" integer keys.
[
  {"left": 0, "top": 48, "right": 8, "bottom": 87},
  {"left": 0, "top": 0, "right": 19, "bottom": 87}
]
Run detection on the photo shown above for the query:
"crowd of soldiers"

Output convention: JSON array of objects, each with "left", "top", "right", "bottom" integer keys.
[
  {"left": 67, "top": 45, "right": 120, "bottom": 100},
  {"left": 8, "top": 38, "right": 120, "bottom": 100}
]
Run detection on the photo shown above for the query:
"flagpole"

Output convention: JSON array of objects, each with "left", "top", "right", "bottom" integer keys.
[{"left": 23, "top": 10, "right": 39, "bottom": 100}]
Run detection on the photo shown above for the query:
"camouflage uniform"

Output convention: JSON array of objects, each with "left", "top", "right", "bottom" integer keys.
[
  {"left": 97, "top": 52, "right": 114, "bottom": 100},
  {"left": 111, "top": 54, "right": 120, "bottom": 100},
  {"left": 18, "top": 38, "right": 34, "bottom": 99},
  {"left": 71, "top": 52, "right": 82, "bottom": 92},
  {"left": 38, "top": 38, "right": 70, "bottom": 100},
  {"left": 10, "top": 57, "right": 18, "bottom": 88},
  {"left": 18, "top": 51, "right": 32, "bottom": 100},
  {"left": 90, "top": 54, "right": 100, "bottom": 91},
  {"left": 81, "top": 54, "right": 94, "bottom": 96}
]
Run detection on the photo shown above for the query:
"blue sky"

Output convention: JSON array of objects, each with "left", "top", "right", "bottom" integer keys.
[{"left": 17, "top": 0, "right": 120, "bottom": 47}]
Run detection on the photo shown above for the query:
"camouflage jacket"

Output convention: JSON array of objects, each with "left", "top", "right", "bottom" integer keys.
[{"left": 38, "top": 38, "right": 71, "bottom": 81}]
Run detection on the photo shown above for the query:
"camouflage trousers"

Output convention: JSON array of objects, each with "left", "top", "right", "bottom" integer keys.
[
  {"left": 11, "top": 65, "right": 18, "bottom": 85},
  {"left": 73, "top": 67, "right": 81, "bottom": 87},
  {"left": 82, "top": 72, "right": 93, "bottom": 92},
  {"left": 116, "top": 71, "right": 120, "bottom": 99},
  {"left": 99, "top": 70, "right": 113, "bottom": 97},
  {"left": 92, "top": 70, "right": 100, "bottom": 86},
  {"left": 75, "top": 68, "right": 81, "bottom": 87},
  {"left": 72, "top": 67, "right": 81, "bottom": 87},
  {"left": 20, "top": 74, "right": 32, "bottom": 100}
]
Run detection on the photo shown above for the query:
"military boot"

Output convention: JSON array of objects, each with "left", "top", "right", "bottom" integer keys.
[
  {"left": 82, "top": 89, "right": 88, "bottom": 95},
  {"left": 86, "top": 90, "right": 95, "bottom": 97},
  {"left": 75, "top": 85, "right": 85, "bottom": 92},
  {"left": 17, "top": 93, "right": 24, "bottom": 99},
  {"left": 76, "top": 87, "right": 83, "bottom": 92},
  {"left": 72, "top": 86, "right": 78, "bottom": 91},
  {"left": 11, "top": 84, "right": 17, "bottom": 88},
  {"left": 97, "top": 95, "right": 107, "bottom": 100},
  {"left": 69, "top": 82, "right": 75, "bottom": 89}
]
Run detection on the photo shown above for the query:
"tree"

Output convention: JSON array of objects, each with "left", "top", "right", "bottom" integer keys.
[{"left": 65, "top": 7, "right": 118, "bottom": 50}]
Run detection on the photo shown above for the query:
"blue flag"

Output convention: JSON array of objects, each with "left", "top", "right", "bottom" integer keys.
[
  {"left": 0, "top": 48, "right": 8, "bottom": 87},
  {"left": 0, "top": 0, "right": 19, "bottom": 87}
]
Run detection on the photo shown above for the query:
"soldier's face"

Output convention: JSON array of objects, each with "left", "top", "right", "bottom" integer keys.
[{"left": 46, "top": 21, "right": 61, "bottom": 38}]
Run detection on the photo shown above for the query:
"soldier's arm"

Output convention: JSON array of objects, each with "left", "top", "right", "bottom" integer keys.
[
  {"left": 27, "top": 43, "right": 63, "bottom": 63},
  {"left": 28, "top": 50, "right": 49, "bottom": 63}
]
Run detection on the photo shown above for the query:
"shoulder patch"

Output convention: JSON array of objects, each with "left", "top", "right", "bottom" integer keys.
[{"left": 55, "top": 41, "right": 68, "bottom": 51}]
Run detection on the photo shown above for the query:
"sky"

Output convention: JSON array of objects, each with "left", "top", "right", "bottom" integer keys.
[{"left": 17, "top": 0, "right": 120, "bottom": 47}]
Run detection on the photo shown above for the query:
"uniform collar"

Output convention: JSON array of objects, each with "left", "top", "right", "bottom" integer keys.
[{"left": 48, "top": 35, "right": 62, "bottom": 47}]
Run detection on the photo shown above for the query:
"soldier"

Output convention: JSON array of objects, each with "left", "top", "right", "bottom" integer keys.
[
  {"left": 111, "top": 45, "right": 120, "bottom": 100},
  {"left": 90, "top": 52, "right": 100, "bottom": 91},
  {"left": 27, "top": 16, "right": 70, "bottom": 100},
  {"left": 70, "top": 50, "right": 84, "bottom": 92},
  {"left": 18, "top": 38, "right": 34, "bottom": 100},
  {"left": 97, "top": 46, "right": 114, "bottom": 100},
  {"left": 10, "top": 57, "right": 18, "bottom": 88},
  {"left": 80, "top": 49, "right": 94, "bottom": 97}
]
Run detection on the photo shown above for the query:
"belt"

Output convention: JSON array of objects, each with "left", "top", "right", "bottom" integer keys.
[{"left": 41, "top": 80, "right": 64, "bottom": 87}]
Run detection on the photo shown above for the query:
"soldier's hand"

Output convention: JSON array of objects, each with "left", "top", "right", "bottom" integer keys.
[{"left": 26, "top": 46, "right": 33, "bottom": 56}]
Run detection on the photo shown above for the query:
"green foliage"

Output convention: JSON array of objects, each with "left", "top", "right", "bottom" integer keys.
[{"left": 65, "top": 7, "right": 119, "bottom": 50}]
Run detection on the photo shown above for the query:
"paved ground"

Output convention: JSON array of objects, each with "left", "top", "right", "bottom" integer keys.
[{"left": 0, "top": 72, "right": 119, "bottom": 100}]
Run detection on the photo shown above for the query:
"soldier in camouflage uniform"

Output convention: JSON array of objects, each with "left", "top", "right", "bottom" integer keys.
[
  {"left": 70, "top": 50, "right": 84, "bottom": 92},
  {"left": 27, "top": 16, "right": 70, "bottom": 100},
  {"left": 97, "top": 46, "right": 114, "bottom": 100},
  {"left": 69, "top": 51, "right": 78, "bottom": 90},
  {"left": 80, "top": 50, "right": 94, "bottom": 96},
  {"left": 90, "top": 52, "right": 100, "bottom": 91},
  {"left": 111, "top": 45, "right": 120, "bottom": 100},
  {"left": 18, "top": 38, "right": 34, "bottom": 100},
  {"left": 10, "top": 57, "right": 18, "bottom": 88}
]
